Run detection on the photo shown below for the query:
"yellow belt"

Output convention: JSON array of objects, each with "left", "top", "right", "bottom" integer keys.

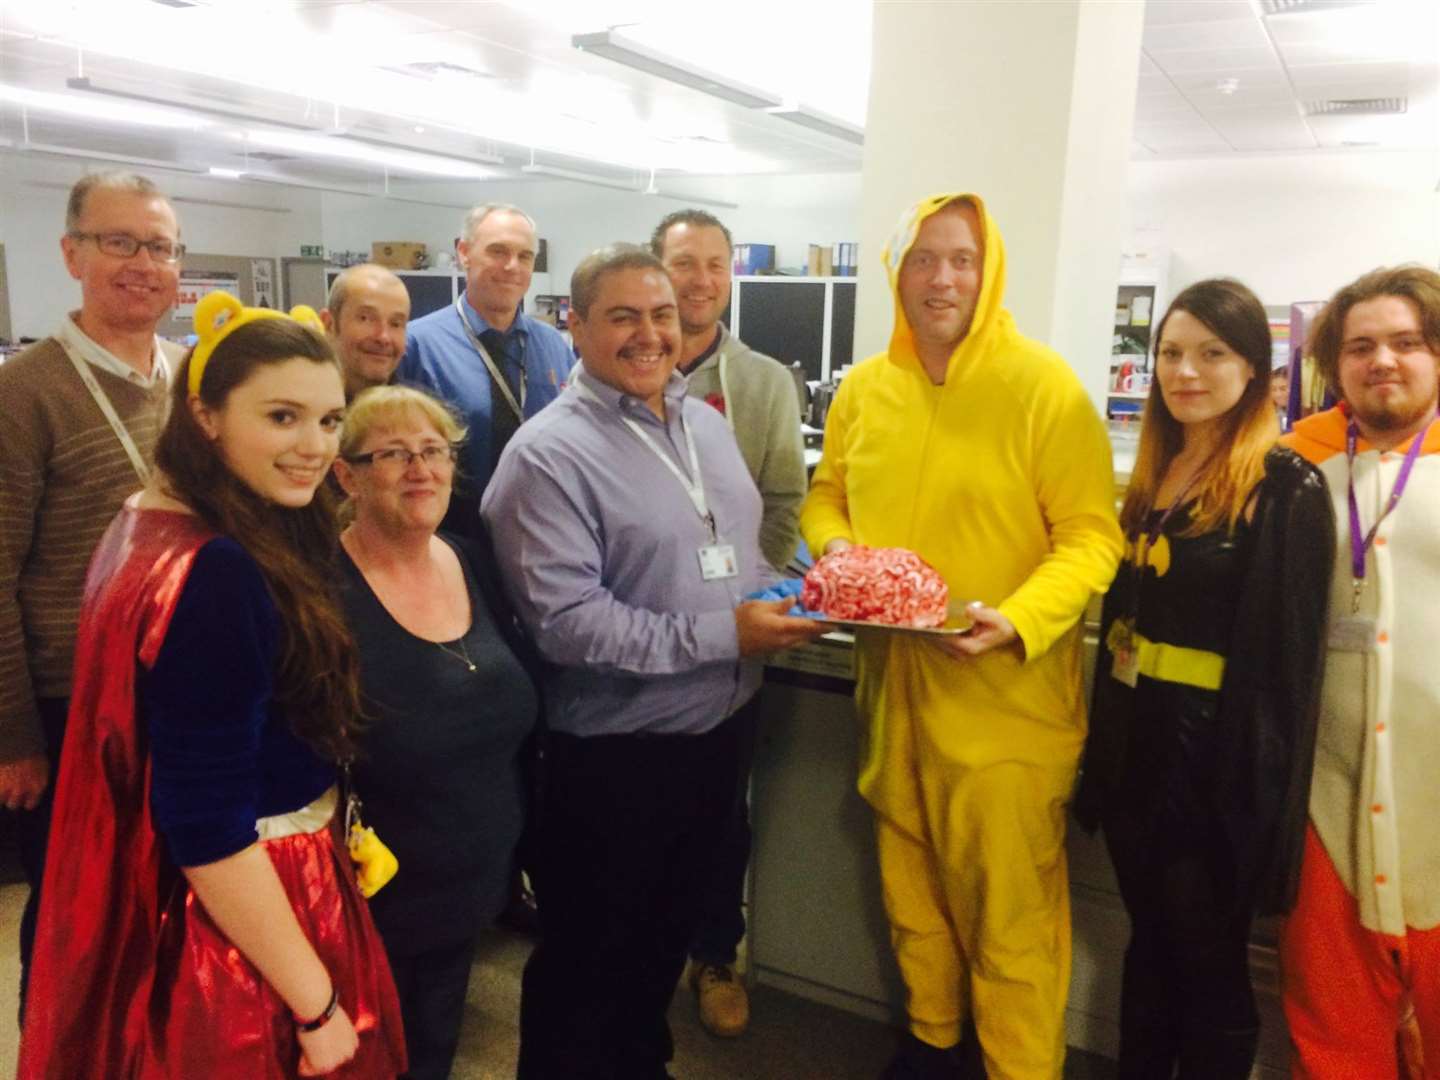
[{"left": 1110, "top": 623, "right": 1226, "bottom": 691}]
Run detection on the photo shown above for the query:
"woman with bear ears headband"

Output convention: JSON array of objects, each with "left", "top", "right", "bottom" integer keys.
[{"left": 18, "top": 293, "right": 406, "bottom": 1078}]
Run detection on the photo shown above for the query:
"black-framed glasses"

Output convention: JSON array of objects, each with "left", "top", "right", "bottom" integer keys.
[
  {"left": 345, "top": 445, "right": 457, "bottom": 470},
  {"left": 68, "top": 231, "right": 186, "bottom": 264}
]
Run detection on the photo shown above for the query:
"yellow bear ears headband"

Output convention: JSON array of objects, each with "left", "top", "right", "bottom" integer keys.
[{"left": 187, "top": 290, "right": 326, "bottom": 396}]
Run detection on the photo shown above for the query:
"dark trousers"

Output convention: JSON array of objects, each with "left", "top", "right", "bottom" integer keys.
[
  {"left": 1103, "top": 807, "right": 1260, "bottom": 1080},
  {"left": 386, "top": 936, "right": 479, "bottom": 1080},
  {"left": 14, "top": 696, "right": 68, "bottom": 1021},
  {"left": 688, "top": 695, "right": 762, "bottom": 967},
  {"left": 516, "top": 714, "right": 745, "bottom": 1080}
]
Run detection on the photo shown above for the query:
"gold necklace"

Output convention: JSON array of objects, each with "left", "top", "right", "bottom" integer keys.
[{"left": 435, "top": 636, "right": 477, "bottom": 673}]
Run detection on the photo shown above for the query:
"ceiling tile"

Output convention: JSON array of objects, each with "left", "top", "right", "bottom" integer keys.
[
  {"left": 1199, "top": 102, "right": 1305, "bottom": 119},
  {"left": 1287, "top": 60, "right": 1413, "bottom": 83},
  {"left": 1137, "top": 71, "right": 1178, "bottom": 94},
  {"left": 1183, "top": 84, "right": 1302, "bottom": 108},
  {"left": 1135, "top": 98, "right": 1203, "bottom": 123},
  {"left": 1143, "top": 0, "right": 1258, "bottom": 28},
  {"left": 1220, "top": 125, "right": 1319, "bottom": 151},
  {"left": 1136, "top": 127, "right": 1233, "bottom": 152},
  {"left": 1143, "top": 18, "right": 1272, "bottom": 53},
  {"left": 1168, "top": 68, "right": 1294, "bottom": 93},
  {"left": 1279, "top": 41, "right": 1416, "bottom": 66},
  {"left": 1149, "top": 47, "right": 1284, "bottom": 74}
]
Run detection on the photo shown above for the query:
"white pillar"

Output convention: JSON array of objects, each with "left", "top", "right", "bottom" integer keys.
[{"left": 854, "top": 0, "right": 1145, "bottom": 407}]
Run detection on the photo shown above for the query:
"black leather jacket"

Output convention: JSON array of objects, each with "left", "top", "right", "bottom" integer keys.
[{"left": 1074, "top": 446, "right": 1335, "bottom": 916}]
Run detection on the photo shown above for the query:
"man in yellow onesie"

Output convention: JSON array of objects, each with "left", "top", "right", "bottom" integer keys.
[{"left": 800, "top": 193, "right": 1122, "bottom": 1080}]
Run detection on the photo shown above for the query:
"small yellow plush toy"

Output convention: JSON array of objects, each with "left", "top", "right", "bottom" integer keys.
[{"left": 348, "top": 824, "right": 399, "bottom": 898}]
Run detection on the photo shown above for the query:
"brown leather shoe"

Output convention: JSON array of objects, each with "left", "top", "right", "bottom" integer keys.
[{"left": 689, "top": 961, "right": 749, "bottom": 1038}]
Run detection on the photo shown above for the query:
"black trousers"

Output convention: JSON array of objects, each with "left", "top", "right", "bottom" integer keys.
[
  {"left": 1102, "top": 806, "right": 1260, "bottom": 1080},
  {"left": 386, "top": 936, "right": 479, "bottom": 1080},
  {"left": 516, "top": 713, "right": 745, "bottom": 1080},
  {"left": 688, "top": 695, "right": 762, "bottom": 967},
  {"left": 14, "top": 696, "right": 68, "bottom": 1022}
]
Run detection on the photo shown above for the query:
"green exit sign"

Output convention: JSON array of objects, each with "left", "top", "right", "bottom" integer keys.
[{"left": 299, "top": 245, "right": 325, "bottom": 258}]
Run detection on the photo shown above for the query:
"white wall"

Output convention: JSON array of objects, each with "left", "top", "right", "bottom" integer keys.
[
  {"left": 0, "top": 157, "right": 862, "bottom": 340},
  {"left": 1127, "top": 148, "right": 1440, "bottom": 307},
  {"left": 0, "top": 154, "right": 321, "bottom": 340},
  {"left": 316, "top": 172, "right": 864, "bottom": 302},
  {"left": 8, "top": 147, "right": 1440, "bottom": 350}
]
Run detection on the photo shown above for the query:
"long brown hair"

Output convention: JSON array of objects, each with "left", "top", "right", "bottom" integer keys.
[
  {"left": 155, "top": 318, "right": 360, "bottom": 762},
  {"left": 1121, "top": 278, "right": 1278, "bottom": 537}
]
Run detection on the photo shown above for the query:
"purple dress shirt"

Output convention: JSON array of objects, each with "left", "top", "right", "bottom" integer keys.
[{"left": 481, "top": 368, "right": 770, "bottom": 736}]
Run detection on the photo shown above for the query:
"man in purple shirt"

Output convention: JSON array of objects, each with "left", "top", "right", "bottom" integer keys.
[{"left": 482, "top": 244, "right": 821, "bottom": 1080}]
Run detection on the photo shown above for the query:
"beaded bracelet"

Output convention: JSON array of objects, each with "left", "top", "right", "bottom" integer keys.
[{"left": 295, "top": 987, "right": 339, "bottom": 1034}]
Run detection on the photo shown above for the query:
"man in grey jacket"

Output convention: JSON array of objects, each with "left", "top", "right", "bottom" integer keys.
[{"left": 652, "top": 209, "right": 807, "bottom": 1037}]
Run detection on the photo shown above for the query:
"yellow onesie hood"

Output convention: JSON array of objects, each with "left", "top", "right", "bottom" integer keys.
[{"left": 881, "top": 191, "right": 1014, "bottom": 378}]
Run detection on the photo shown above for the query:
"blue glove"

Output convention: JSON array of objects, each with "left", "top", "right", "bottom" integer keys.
[{"left": 745, "top": 577, "right": 825, "bottom": 618}]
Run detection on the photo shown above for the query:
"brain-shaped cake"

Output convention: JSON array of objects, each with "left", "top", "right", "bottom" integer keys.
[{"left": 802, "top": 546, "right": 949, "bottom": 628}]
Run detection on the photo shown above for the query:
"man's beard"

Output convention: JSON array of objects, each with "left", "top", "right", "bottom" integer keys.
[{"left": 1353, "top": 392, "right": 1436, "bottom": 435}]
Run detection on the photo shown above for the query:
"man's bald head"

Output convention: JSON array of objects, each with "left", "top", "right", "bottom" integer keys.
[{"left": 322, "top": 263, "right": 411, "bottom": 398}]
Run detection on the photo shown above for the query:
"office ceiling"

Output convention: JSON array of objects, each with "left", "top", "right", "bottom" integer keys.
[
  {"left": 1135, "top": 0, "right": 1440, "bottom": 156},
  {"left": 0, "top": 0, "right": 1436, "bottom": 197}
]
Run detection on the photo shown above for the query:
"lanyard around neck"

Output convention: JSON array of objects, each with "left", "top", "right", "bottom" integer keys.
[
  {"left": 454, "top": 297, "right": 524, "bottom": 423},
  {"left": 574, "top": 378, "right": 716, "bottom": 539},
  {"left": 1345, "top": 416, "right": 1431, "bottom": 601},
  {"left": 60, "top": 343, "right": 151, "bottom": 484}
]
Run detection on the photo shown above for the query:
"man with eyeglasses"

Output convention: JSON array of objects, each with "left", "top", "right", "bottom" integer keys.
[{"left": 0, "top": 170, "right": 183, "bottom": 1012}]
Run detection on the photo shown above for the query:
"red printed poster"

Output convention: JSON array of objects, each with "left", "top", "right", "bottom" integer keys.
[{"left": 175, "top": 272, "right": 241, "bottom": 321}]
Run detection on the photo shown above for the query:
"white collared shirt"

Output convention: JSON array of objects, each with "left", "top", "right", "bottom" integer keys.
[{"left": 58, "top": 312, "right": 169, "bottom": 390}]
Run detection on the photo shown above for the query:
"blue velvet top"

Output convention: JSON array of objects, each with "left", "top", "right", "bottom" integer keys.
[{"left": 140, "top": 538, "right": 335, "bottom": 868}]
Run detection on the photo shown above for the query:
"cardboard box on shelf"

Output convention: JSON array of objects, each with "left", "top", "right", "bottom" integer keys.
[{"left": 371, "top": 242, "right": 427, "bottom": 269}]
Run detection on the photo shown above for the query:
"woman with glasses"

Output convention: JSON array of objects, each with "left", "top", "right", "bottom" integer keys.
[
  {"left": 333, "top": 385, "right": 540, "bottom": 1080},
  {"left": 1074, "top": 279, "right": 1334, "bottom": 1079}
]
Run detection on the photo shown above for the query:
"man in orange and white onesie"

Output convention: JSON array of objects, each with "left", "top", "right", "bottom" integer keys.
[
  {"left": 801, "top": 193, "right": 1122, "bottom": 1079},
  {"left": 1281, "top": 265, "right": 1440, "bottom": 1078}
]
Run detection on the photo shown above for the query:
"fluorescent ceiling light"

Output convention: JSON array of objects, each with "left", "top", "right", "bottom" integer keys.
[
  {"left": 648, "top": 188, "right": 740, "bottom": 209},
  {"left": 573, "top": 30, "right": 783, "bottom": 110},
  {"left": 0, "top": 139, "right": 206, "bottom": 174},
  {"left": 208, "top": 166, "right": 245, "bottom": 178},
  {"left": 0, "top": 82, "right": 200, "bottom": 129},
  {"left": 521, "top": 162, "right": 643, "bottom": 192},
  {"left": 1259, "top": 0, "right": 1368, "bottom": 14},
  {"left": 521, "top": 163, "right": 738, "bottom": 207},
  {"left": 66, "top": 76, "right": 318, "bottom": 132},
  {"left": 241, "top": 129, "right": 499, "bottom": 178},
  {"left": 767, "top": 105, "right": 864, "bottom": 146}
]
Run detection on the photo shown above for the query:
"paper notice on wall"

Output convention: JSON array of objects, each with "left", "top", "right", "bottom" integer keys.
[
  {"left": 251, "top": 259, "right": 276, "bottom": 309},
  {"left": 1130, "top": 295, "right": 1152, "bottom": 326},
  {"left": 175, "top": 272, "right": 241, "bottom": 322}
]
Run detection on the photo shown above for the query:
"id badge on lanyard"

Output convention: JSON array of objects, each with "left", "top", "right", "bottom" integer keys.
[
  {"left": 1110, "top": 621, "right": 1140, "bottom": 688},
  {"left": 698, "top": 535, "right": 738, "bottom": 581}
]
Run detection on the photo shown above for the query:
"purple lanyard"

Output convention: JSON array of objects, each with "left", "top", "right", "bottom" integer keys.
[{"left": 1345, "top": 416, "right": 1432, "bottom": 609}]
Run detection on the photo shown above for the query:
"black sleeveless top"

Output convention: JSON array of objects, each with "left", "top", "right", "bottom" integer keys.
[{"left": 339, "top": 533, "right": 538, "bottom": 953}]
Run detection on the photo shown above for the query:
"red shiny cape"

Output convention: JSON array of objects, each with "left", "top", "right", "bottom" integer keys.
[{"left": 19, "top": 507, "right": 405, "bottom": 1079}]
